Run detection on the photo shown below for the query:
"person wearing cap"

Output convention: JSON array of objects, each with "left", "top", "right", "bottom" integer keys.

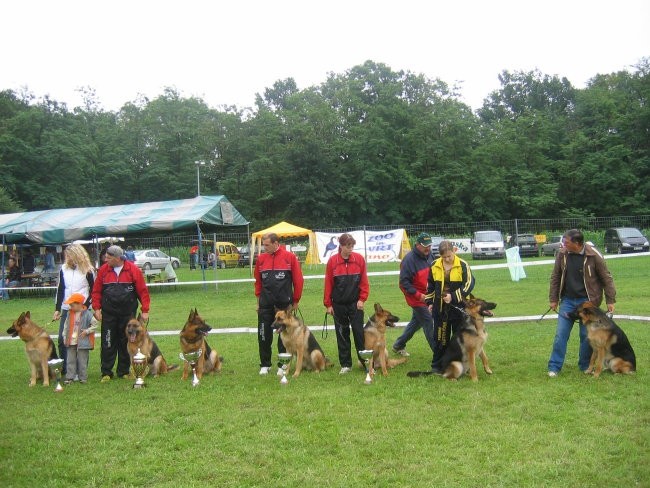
[
  {"left": 391, "top": 232, "right": 436, "bottom": 359},
  {"left": 323, "top": 233, "right": 370, "bottom": 374},
  {"left": 61, "top": 293, "right": 98, "bottom": 384},
  {"left": 425, "top": 240, "right": 475, "bottom": 373},
  {"left": 91, "top": 245, "right": 151, "bottom": 382},
  {"left": 53, "top": 244, "right": 95, "bottom": 376}
]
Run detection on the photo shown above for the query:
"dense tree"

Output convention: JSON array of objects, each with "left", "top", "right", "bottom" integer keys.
[{"left": 0, "top": 60, "right": 648, "bottom": 226}]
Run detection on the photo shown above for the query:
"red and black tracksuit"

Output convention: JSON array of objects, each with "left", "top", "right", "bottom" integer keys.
[
  {"left": 254, "top": 247, "right": 304, "bottom": 368},
  {"left": 92, "top": 260, "right": 150, "bottom": 378},
  {"left": 324, "top": 251, "right": 369, "bottom": 368}
]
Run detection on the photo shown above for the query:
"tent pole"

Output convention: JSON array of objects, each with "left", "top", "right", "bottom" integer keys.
[
  {"left": 247, "top": 223, "right": 252, "bottom": 274},
  {"left": 196, "top": 223, "right": 207, "bottom": 290},
  {"left": 1, "top": 235, "right": 5, "bottom": 291},
  {"left": 212, "top": 232, "right": 217, "bottom": 290}
]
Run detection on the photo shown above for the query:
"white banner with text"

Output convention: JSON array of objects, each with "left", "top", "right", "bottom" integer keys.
[{"left": 315, "top": 229, "right": 405, "bottom": 264}]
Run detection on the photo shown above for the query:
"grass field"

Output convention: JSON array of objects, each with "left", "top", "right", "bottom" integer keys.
[{"left": 1, "top": 255, "right": 648, "bottom": 487}]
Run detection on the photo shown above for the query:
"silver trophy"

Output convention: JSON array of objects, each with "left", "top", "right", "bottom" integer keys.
[
  {"left": 277, "top": 353, "right": 292, "bottom": 385},
  {"left": 132, "top": 348, "right": 148, "bottom": 389},
  {"left": 47, "top": 358, "right": 65, "bottom": 392},
  {"left": 358, "top": 350, "right": 374, "bottom": 385},
  {"left": 179, "top": 349, "right": 202, "bottom": 387}
]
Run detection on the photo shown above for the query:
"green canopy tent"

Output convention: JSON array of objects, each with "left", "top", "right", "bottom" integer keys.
[{"left": 0, "top": 196, "right": 249, "bottom": 277}]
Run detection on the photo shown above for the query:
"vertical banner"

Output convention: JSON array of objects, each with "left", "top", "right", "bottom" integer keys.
[{"left": 315, "top": 229, "right": 405, "bottom": 264}]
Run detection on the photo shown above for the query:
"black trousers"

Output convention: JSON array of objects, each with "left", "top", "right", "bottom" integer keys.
[
  {"left": 100, "top": 311, "right": 132, "bottom": 377},
  {"left": 332, "top": 302, "right": 365, "bottom": 368},
  {"left": 431, "top": 305, "right": 463, "bottom": 369},
  {"left": 258, "top": 307, "right": 286, "bottom": 368}
]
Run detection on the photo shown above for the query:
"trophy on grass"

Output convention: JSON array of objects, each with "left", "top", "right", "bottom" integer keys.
[
  {"left": 132, "top": 348, "right": 148, "bottom": 389},
  {"left": 47, "top": 358, "right": 65, "bottom": 392},
  {"left": 179, "top": 349, "right": 202, "bottom": 387},
  {"left": 358, "top": 350, "right": 374, "bottom": 385},
  {"left": 277, "top": 353, "right": 292, "bottom": 385}
]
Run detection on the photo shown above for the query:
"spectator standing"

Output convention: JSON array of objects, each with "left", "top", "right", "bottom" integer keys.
[
  {"left": 61, "top": 293, "right": 98, "bottom": 384},
  {"left": 547, "top": 229, "right": 616, "bottom": 377},
  {"left": 53, "top": 244, "right": 95, "bottom": 375},
  {"left": 43, "top": 248, "right": 57, "bottom": 272},
  {"left": 189, "top": 245, "right": 199, "bottom": 270},
  {"left": 92, "top": 245, "right": 150, "bottom": 382},
  {"left": 426, "top": 240, "right": 475, "bottom": 373},
  {"left": 124, "top": 246, "right": 136, "bottom": 262},
  {"left": 1, "top": 257, "right": 22, "bottom": 300},
  {"left": 323, "top": 233, "right": 369, "bottom": 374},
  {"left": 254, "top": 233, "right": 304, "bottom": 375},
  {"left": 391, "top": 233, "right": 436, "bottom": 360}
]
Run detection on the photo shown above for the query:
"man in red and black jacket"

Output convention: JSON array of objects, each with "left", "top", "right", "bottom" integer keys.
[
  {"left": 323, "top": 233, "right": 369, "bottom": 374},
  {"left": 254, "top": 233, "right": 304, "bottom": 375},
  {"left": 391, "top": 233, "right": 437, "bottom": 368},
  {"left": 92, "top": 245, "right": 150, "bottom": 382}
]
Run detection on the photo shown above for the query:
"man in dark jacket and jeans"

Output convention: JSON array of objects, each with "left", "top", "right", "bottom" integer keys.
[
  {"left": 92, "top": 245, "right": 150, "bottom": 382},
  {"left": 254, "top": 233, "right": 304, "bottom": 376},
  {"left": 392, "top": 233, "right": 436, "bottom": 365},
  {"left": 323, "top": 233, "right": 369, "bottom": 374}
]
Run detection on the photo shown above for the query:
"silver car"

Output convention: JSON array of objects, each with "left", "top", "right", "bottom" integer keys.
[{"left": 133, "top": 249, "right": 181, "bottom": 270}]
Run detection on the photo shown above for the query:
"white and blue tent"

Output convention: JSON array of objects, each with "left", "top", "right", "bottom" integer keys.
[{"left": 0, "top": 195, "right": 249, "bottom": 245}]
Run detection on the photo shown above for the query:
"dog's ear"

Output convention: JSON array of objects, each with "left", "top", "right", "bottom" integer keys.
[
  {"left": 374, "top": 303, "right": 383, "bottom": 314},
  {"left": 25, "top": 311, "right": 31, "bottom": 318}
]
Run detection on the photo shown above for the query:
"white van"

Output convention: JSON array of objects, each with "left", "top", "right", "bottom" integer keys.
[{"left": 471, "top": 231, "right": 505, "bottom": 259}]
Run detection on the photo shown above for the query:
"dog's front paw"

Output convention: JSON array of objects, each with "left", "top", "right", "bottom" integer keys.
[{"left": 485, "top": 367, "right": 493, "bottom": 375}]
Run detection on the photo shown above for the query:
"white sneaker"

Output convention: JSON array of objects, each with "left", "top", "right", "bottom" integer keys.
[
  {"left": 548, "top": 371, "right": 558, "bottom": 378},
  {"left": 259, "top": 367, "right": 270, "bottom": 375},
  {"left": 277, "top": 365, "right": 287, "bottom": 376},
  {"left": 339, "top": 367, "right": 352, "bottom": 375}
]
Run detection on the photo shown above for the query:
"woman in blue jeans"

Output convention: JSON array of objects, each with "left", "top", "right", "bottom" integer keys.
[
  {"left": 547, "top": 229, "right": 616, "bottom": 377},
  {"left": 1, "top": 257, "right": 21, "bottom": 300}
]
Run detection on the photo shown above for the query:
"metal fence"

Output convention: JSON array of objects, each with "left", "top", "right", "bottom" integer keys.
[{"left": 128, "top": 215, "right": 650, "bottom": 257}]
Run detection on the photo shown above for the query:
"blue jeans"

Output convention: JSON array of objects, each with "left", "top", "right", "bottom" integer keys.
[
  {"left": 392, "top": 305, "right": 436, "bottom": 365},
  {"left": 1, "top": 280, "right": 19, "bottom": 299},
  {"left": 547, "top": 296, "right": 592, "bottom": 373}
]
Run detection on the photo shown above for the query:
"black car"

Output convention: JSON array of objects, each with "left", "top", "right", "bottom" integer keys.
[
  {"left": 513, "top": 234, "right": 539, "bottom": 257},
  {"left": 604, "top": 227, "right": 649, "bottom": 254},
  {"left": 237, "top": 245, "right": 258, "bottom": 267}
]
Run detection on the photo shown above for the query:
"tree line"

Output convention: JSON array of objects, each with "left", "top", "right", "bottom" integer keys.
[{"left": 1, "top": 59, "right": 648, "bottom": 228}]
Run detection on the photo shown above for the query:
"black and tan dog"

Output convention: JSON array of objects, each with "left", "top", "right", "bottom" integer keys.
[
  {"left": 272, "top": 308, "right": 332, "bottom": 377},
  {"left": 179, "top": 309, "right": 222, "bottom": 380},
  {"left": 126, "top": 315, "right": 177, "bottom": 377},
  {"left": 363, "top": 303, "right": 407, "bottom": 377},
  {"left": 7, "top": 311, "right": 58, "bottom": 387},
  {"left": 576, "top": 302, "right": 636, "bottom": 378},
  {"left": 408, "top": 297, "right": 495, "bottom": 382}
]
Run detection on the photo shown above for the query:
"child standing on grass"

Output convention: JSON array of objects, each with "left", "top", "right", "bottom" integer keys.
[{"left": 62, "top": 293, "right": 98, "bottom": 384}]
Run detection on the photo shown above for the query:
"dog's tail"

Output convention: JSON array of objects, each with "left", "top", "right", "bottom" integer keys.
[
  {"left": 167, "top": 364, "right": 180, "bottom": 371},
  {"left": 406, "top": 370, "right": 437, "bottom": 378}
]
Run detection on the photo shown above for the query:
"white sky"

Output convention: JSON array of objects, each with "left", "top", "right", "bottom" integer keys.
[{"left": 2, "top": 0, "right": 649, "bottom": 112}]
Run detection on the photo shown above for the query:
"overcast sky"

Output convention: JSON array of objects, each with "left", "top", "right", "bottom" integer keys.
[{"left": 2, "top": 0, "right": 649, "bottom": 112}]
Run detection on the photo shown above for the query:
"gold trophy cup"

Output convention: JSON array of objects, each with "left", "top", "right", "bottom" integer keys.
[{"left": 132, "top": 348, "right": 148, "bottom": 389}]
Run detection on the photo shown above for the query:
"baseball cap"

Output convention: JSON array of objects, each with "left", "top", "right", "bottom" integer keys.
[
  {"left": 416, "top": 232, "right": 432, "bottom": 247},
  {"left": 64, "top": 293, "right": 86, "bottom": 305}
]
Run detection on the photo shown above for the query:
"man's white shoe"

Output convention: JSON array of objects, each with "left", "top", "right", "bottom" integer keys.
[
  {"left": 277, "top": 365, "right": 288, "bottom": 376},
  {"left": 339, "top": 367, "right": 352, "bottom": 375},
  {"left": 548, "top": 371, "right": 558, "bottom": 378},
  {"left": 259, "top": 367, "right": 270, "bottom": 375}
]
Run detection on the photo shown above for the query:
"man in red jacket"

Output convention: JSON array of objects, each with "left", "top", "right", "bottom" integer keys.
[
  {"left": 254, "top": 233, "right": 304, "bottom": 375},
  {"left": 323, "top": 233, "right": 369, "bottom": 374},
  {"left": 92, "top": 245, "right": 150, "bottom": 382}
]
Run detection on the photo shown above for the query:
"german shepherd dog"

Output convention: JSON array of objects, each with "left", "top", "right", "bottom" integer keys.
[
  {"left": 272, "top": 308, "right": 332, "bottom": 377},
  {"left": 7, "top": 311, "right": 58, "bottom": 386},
  {"left": 363, "top": 303, "right": 407, "bottom": 377},
  {"left": 408, "top": 297, "right": 496, "bottom": 381},
  {"left": 126, "top": 315, "right": 177, "bottom": 377},
  {"left": 179, "top": 309, "right": 222, "bottom": 380},
  {"left": 576, "top": 302, "right": 636, "bottom": 378}
]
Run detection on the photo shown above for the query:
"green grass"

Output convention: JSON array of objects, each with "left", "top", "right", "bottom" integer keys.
[{"left": 1, "top": 255, "right": 649, "bottom": 487}]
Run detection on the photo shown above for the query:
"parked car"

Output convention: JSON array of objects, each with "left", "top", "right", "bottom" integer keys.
[
  {"left": 604, "top": 227, "right": 649, "bottom": 254},
  {"left": 512, "top": 234, "right": 539, "bottom": 257},
  {"left": 471, "top": 230, "right": 505, "bottom": 259},
  {"left": 237, "top": 245, "right": 258, "bottom": 267},
  {"left": 430, "top": 236, "right": 445, "bottom": 259},
  {"left": 540, "top": 236, "right": 563, "bottom": 256},
  {"left": 134, "top": 249, "right": 180, "bottom": 270}
]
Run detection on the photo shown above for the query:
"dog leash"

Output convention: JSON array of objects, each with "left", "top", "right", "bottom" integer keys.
[
  {"left": 322, "top": 313, "right": 329, "bottom": 339},
  {"left": 536, "top": 306, "right": 554, "bottom": 323}
]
